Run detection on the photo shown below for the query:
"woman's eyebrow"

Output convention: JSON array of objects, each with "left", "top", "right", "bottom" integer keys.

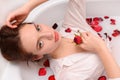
[{"left": 33, "top": 23, "right": 37, "bottom": 29}]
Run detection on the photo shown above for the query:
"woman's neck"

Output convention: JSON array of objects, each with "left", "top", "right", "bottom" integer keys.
[{"left": 50, "top": 37, "right": 84, "bottom": 59}]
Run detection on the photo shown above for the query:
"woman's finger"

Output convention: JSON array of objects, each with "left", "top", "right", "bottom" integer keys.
[
  {"left": 6, "top": 19, "right": 12, "bottom": 27},
  {"left": 6, "top": 16, "right": 17, "bottom": 28},
  {"left": 81, "top": 32, "right": 89, "bottom": 39}
]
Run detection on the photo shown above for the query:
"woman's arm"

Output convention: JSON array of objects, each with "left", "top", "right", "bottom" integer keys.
[
  {"left": 6, "top": 0, "right": 48, "bottom": 28},
  {"left": 97, "top": 45, "right": 120, "bottom": 78},
  {"left": 23, "top": 0, "right": 48, "bottom": 13},
  {"left": 62, "top": 0, "right": 97, "bottom": 35}
]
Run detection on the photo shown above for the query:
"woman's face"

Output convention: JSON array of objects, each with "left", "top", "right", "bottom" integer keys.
[{"left": 19, "top": 23, "right": 61, "bottom": 60}]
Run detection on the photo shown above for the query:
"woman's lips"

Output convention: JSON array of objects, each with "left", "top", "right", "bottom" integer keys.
[{"left": 54, "top": 31, "right": 59, "bottom": 42}]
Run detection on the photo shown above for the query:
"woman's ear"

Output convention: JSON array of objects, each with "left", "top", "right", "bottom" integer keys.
[{"left": 31, "top": 55, "right": 43, "bottom": 61}]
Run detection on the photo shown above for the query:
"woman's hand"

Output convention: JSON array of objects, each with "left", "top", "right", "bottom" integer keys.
[
  {"left": 80, "top": 32, "right": 120, "bottom": 78},
  {"left": 6, "top": 0, "right": 48, "bottom": 28},
  {"left": 79, "top": 32, "right": 106, "bottom": 53},
  {"left": 6, "top": 7, "right": 30, "bottom": 28}
]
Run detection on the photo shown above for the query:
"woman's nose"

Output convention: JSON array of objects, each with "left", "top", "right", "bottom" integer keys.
[{"left": 40, "top": 32, "right": 53, "bottom": 40}]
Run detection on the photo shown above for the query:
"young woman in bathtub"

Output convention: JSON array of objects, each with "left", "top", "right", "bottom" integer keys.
[{"left": 0, "top": 0, "right": 120, "bottom": 79}]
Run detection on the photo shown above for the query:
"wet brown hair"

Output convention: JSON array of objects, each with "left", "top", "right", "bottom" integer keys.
[{"left": 0, "top": 23, "right": 37, "bottom": 62}]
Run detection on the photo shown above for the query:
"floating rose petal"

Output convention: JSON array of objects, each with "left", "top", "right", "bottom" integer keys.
[
  {"left": 74, "top": 35, "right": 82, "bottom": 44},
  {"left": 52, "top": 23, "right": 58, "bottom": 29},
  {"left": 104, "top": 33, "right": 108, "bottom": 38},
  {"left": 110, "top": 22, "right": 116, "bottom": 25},
  {"left": 98, "top": 76, "right": 107, "bottom": 80},
  {"left": 104, "top": 16, "right": 109, "bottom": 19},
  {"left": 93, "top": 17, "right": 100, "bottom": 22},
  {"left": 114, "top": 29, "right": 120, "bottom": 33},
  {"left": 86, "top": 18, "right": 92, "bottom": 24},
  {"left": 38, "top": 68, "right": 47, "bottom": 76},
  {"left": 43, "top": 59, "right": 50, "bottom": 67},
  {"left": 108, "top": 36, "right": 112, "bottom": 41},
  {"left": 110, "top": 19, "right": 116, "bottom": 22},
  {"left": 99, "top": 17, "right": 104, "bottom": 22},
  {"left": 90, "top": 21, "right": 99, "bottom": 25},
  {"left": 48, "top": 75, "right": 55, "bottom": 80},
  {"left": 65, "top": 28, "right": 72, "bottom": 33},
  {"left": 112, "top": 32, "right": 120, "bottom": 37},
  {"left": 112, "top": 29, "right": 120, "bottom": 37},
  {"left": 97, "top": 33, "right": 102, "bottom": 38},
  {"left": 92, "top": 25, "right": 103, "bottom": 32},
  {"left": 110, "top": 19, "right": 116, "bottom": 25},
  {"left": 104, "top": 33, "right": 112, "bottom": 41}
]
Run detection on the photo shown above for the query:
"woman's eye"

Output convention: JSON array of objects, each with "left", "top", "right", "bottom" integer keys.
[
  {"left": 36, "top": 25, "right": 41, "bottom": 31},
  {"left": 39, "top": 41, "right": 44, "bottom": 48}
]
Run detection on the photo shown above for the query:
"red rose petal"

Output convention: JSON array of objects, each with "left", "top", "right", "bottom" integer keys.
[
  {"left": 48, "top": 75, "right": 55, "bottom": 80},
  {"left": 43, "top": 59, "right": 50, "bottom": 67},
  {"left": 86, "top": 18, "right": 92, "bottom": 24},
  {"left": 97, "top": 33, "right": 102, "bottom": 38},
  {"left": 110, "top": 22, "right": 116, "bottom": 25},
  {"left": 110, "top": 19, "right": 116, "bottom": 22},
  {"left": 98, "top": 76, "right": 107, "bottom": 80},
  {"left": 93, "top": 17, "right": 103, "bottom": 22},
  {"left": 93, "top": 17, "right": 100, "bottom": 22},
  {"left": 65, "top": 28, "right": 72, "bottom": 33},
  {"left": 104, "top": 33, "right": 112, "bottom": 41},
  {"left": 93, "top": 25, "right": 102, "bottom": 32},
  {"left": 52, "top": 23, "right": 58, "bottom": 29},
  {"left": 108, "top": 36, "right": 112, "bottom": 41},
  {"left": 114, "top": 29, "right": 120, "bottom": 33},
  {"left": 99, "top": 17, "right": 104, "bottom": 22},
  {"left": 38, "top": 68, "right": 47, "bottom": 76},
  {"left": 104, "top": 33, "right": 108, "bottom": 38},
  {"left": 90, "top": 21, "right": 99, "bottom": 25},
  {"left": 112, "top": 32, "right": 119, "bottom": 37},
  {"left": 104, "top": 16, "right": 109, "bottom": 19},
  {"left": 74, "top": 35, "right": 82, "bottom": 44},
  {"left": 112, "top": 29, "right": 120, "bottom": 37},
  {"left": 110, "top": 19, "right": 116, "bottom": 25}
]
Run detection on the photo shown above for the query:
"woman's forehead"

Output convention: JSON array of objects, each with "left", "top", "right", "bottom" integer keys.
[{"left": 19, "top": 24, "right": 38, "bottom": 53}]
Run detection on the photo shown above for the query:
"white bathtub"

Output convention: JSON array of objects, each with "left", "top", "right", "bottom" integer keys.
[{"left": 1, "top": 0, "right": 120, "bottom": 80}]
